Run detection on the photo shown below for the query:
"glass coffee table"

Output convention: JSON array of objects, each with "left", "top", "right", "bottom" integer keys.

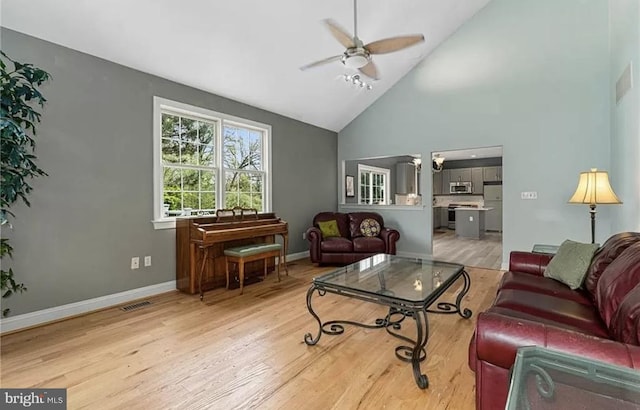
[
  {"left": 303, "top": 254, "right": 472, "bottom": 389},
  {"left": 507, "top": 346, "right": 640, "bottom": 409}
]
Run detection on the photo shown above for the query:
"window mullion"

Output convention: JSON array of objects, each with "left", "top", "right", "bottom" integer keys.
[{"left": 217, "top": 119, "right": 224, "bottom": 209}]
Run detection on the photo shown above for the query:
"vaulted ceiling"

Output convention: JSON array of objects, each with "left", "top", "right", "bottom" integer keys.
[{"left": 1, "top": 0, "right": 491, "bottom": 132}]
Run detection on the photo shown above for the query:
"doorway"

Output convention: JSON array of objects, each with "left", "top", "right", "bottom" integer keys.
[{"left": 430, "top": 146, "right": 503, "bottom": 270}]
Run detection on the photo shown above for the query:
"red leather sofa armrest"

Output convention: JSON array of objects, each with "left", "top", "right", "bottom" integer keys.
[
  {"left": 379, "top": 227, "right": 400, "bottom": 254},
  {"left": 509, "top": 251, "right": 553, "bottom": 277},
  {"left": 306, "top": 227, "right": 322, "bottom": 263},
  {"left": 474, "top": 311, "right": 640, "bottom": 370}
]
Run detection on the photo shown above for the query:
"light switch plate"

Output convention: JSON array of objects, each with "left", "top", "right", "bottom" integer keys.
[{"left": 521, "top": 191, "right": 538, "bottom": 200}]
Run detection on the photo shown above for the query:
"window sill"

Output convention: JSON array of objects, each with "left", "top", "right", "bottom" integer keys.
[{"left": 152, "top": 218, "right": 176, "bottom": 230}]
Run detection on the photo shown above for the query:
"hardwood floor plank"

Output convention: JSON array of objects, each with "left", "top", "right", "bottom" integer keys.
[{"left": 1, "top": 260, "right": 502, "bottom": 409}]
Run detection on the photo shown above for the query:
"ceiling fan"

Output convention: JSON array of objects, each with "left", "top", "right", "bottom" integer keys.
[{"left": 300, "top": 0, "right": 425, "bottom": 80}]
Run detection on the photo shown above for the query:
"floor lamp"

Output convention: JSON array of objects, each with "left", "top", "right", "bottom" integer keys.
[{"left": 569, "top": 168, "right": 622, "bottom": 244}]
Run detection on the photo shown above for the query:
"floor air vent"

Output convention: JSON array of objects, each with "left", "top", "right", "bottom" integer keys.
[{"left": 120, "top": 300, "right": 152, "bottom": 312}]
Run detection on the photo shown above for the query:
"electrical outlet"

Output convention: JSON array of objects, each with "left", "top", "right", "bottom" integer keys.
[
  {"left": 469, "top": 216, "right": 474, "bottom": 222},
  {"left": 131, "top": 257, "right": 140, "bottom": 270},
  {"left": 144, "top": 256, "right": 151, "bottom": 267},
  {"left": 302, "top": 232, "right": 306, "bottom": 240},
  {"left": 521, "top": 191, "right": 538, "bottom": 200}
]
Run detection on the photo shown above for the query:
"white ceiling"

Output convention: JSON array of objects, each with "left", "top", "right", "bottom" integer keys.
[{"left": 1, "top": 0, "right": 491, "bottom": 132}]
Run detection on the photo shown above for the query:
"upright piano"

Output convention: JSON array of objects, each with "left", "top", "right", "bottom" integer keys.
[{"left": 176, "top": 211, "right": 288, "bottom": 294}]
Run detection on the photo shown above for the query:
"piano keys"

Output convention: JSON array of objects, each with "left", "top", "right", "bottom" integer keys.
[{"left": 176, "top": 211, "right": 288, "bottom": 294}]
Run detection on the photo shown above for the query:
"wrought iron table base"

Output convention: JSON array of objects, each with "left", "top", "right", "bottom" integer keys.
[{"left": 304, "top": 270, "right": 472, "bottom": 389}]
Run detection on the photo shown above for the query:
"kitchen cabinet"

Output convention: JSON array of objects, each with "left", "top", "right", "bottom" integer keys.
[
  {"left": 484, "top": 184, "right": 502, "bottom": 231},
  {"left": 440, "top": 169, "right": 451, "bottom": 194},
  {"left": 441, "top": 208, "right": 449, "bottom": 228},
  {"left": 449, "top": 168, "right": 472, "bottom": 183},
  {"left": 433, "top": 208, "right": 439, "bottom": 230},
  {"left": 471, "top": 167, "right": 483, "bottom": 194},
  {"left": 455, "top": 209, "right": 486, "bottom": 239},
  {"left": 485, "top": 203, "right": 502, "bottom": 232},
  {"left": 433, "top": 170, "right": 442, "bottom": 195},
  {"left": 396, "top": 162, "right": 417, "bottom": 194},
  {"left": 483, "top": 166, "right": 502, "bottom": 182}
]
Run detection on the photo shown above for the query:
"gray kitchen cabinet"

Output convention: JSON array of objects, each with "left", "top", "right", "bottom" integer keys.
[
  {"left": 396, "top": 162, "right": 417, "bottom": 194},
  {"left": 449, "top": 168, "right": 472, "bottom": 183},
  {"left": 484, "top": 202, "right": 503, "bottom": 232},
  {"left": 471, "top": 167, "right": 484, "bottom": 194},
  {"left": 433, "top": 170, "right": 442, "bottom": 195},
  {"left": 441, "top": 208, "right": 449, "bottom": 228},
  {"left": 483, "top": 166, "right": 502, "bottom": 182},
  {"left": 433, "top": 208, "right": 439, "bottom": 230},
  {"left": 455, "top": 209, "right": 486, "bottom": 239},
  {"left": 440, "top": 169, "right": 451, "bottom": 194}
]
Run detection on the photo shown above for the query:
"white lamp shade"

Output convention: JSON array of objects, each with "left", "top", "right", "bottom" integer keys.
[{"left": 568, "top": 168, "right": 622, "bottom": 205}]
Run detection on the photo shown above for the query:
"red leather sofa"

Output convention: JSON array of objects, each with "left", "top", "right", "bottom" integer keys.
[
  {"left": 468, "top": 232, "right": 640, "bottom": 410},
  {"left": 306, "top": 211, "right": 400, "bottom": 265}
]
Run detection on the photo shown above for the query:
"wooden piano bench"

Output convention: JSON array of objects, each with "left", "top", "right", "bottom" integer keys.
[{"left": 224, "top": 243, "right": 283, "bottom": 295}]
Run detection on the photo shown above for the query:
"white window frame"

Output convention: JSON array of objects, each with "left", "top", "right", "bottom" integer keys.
[
  {"left": 357, "top": 164, "right": 390, "bottom": 205},
  {"left": 152, "top": 97, "right": 272, "bottom": 229}
]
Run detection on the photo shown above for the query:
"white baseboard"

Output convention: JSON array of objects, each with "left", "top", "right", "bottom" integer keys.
[
  {"left": 1, "top": 251, "right": 310, "bottom": 334},
  {"left": 0, "top": 281, "right": 176, "bottom": 334},
  {"left": 286, "top": 250, "right": 310, "bottom": 261}
]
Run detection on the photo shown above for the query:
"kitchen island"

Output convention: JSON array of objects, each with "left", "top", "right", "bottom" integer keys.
[{"left": 454, "top": 207, "right": 493, "bottom": 239}]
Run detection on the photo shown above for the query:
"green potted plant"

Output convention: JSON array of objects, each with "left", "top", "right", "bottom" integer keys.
[{"left": 0, "top": 51, "right": 51, "bottom": 316}]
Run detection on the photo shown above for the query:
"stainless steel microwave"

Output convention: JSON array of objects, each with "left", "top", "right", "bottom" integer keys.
[{"left": 450, "top": 182, "right": 473, "bottom": 194}]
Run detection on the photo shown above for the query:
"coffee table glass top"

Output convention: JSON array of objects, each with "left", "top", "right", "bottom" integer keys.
[
  {"left": 313, "top": 254, "right": 464, "bottom": 304},
  {"left": 507, "top": 346, "right": 640, "bottom": 409}
]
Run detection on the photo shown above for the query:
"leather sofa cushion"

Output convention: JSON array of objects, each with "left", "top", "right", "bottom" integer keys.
[
  {"left": 596, "top": 242, "right": 640, "bottom": 329},
  {"left": 483, "top": 306, "right": 610, "bottom": 338},
  {"left": 321, "top": 237, "right": 354, "bottom": 253},
  {"left": 349, "top": 212, "right": 385, "bottom": 238},
  {"left": 584, "top": 232, "right": 640, "bottom": 301},
  {"left": 352, "top": 236, "right": 385, "bottom": 253},
  {"left": 499, "top": 271, "right": 592, "bottom": 305},
  {"left": 610, "top": 284, "right": 640, "bottom": 345},
  {"left": 493, "top": 289, "right": 609, "bottom": 338},
  {"left": 313, "top": 212, "right": 351, "bottom": 238}
]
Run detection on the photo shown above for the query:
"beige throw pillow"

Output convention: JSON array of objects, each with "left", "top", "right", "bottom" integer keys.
[{"left": 543, "top": 239, "right": 599, "bottom": 289}]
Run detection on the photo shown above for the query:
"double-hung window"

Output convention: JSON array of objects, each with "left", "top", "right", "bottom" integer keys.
[
  {"left": 358, "top": 164, "right": 390, "bottom": 205},
  {"left": 152, "top": 97, "right": 271, "bottom": 229}
]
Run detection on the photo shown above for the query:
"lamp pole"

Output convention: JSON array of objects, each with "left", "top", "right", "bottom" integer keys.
[{"left": 589, "top": 204, "right": 596, "bottom": 244}]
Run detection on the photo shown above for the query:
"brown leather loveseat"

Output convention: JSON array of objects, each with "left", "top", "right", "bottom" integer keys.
[
  {"left": 468, "top": 232, "right": 640, "bottom": 410},
  {"left": 306, "top": 211, "right": 400, "bottom": 265}
]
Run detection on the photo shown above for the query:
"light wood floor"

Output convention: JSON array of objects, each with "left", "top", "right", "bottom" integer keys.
[
  {"left": 1, "top": 259, "right": 502, "bottom": 410},
  {"left": 433, "top": 229, "right": 503, "bottom": 270}
]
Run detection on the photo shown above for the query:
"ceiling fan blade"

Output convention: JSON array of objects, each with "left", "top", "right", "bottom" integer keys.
[
  {"left": 323, "top": 19, "right": 356, "bottom": 49},
  {"left": 299, "top": 55, "right": 343, "bottom": 71},
  {"left": 365, "top": 34, "right": 425, "bottom": 55},
  {"left": 358, "top": 61, "right": 379, "bottom": 80}
]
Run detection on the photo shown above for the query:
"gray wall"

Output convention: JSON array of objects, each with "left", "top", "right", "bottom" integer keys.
[
  {"left": 610, "top": 0, "right": 640, "bottom": 233},
  {"left": 1, "top": 29, "right": 337, "bottom": 316},
  {"left": 339, "top": 0, "right": 615, "bottom": 264}
]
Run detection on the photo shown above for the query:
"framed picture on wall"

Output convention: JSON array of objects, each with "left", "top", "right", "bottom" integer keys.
[{"left": 345, "top": 175, "right": 355, "bottom": 197}]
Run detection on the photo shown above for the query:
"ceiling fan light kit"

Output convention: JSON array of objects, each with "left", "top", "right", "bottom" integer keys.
[
  {"left": 300, "top": 0, "right": 425, "bottom": 81},
  {"left": 344, "top": 74, "right": 373, "bottom": 90},
  {"left": 342, "top": 49, "right": 369, "bottom": 69}
]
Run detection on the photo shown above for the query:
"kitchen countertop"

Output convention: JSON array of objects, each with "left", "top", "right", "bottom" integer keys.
[{"left": 453, "top": 207, "right": 493, "bottom": 211}]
